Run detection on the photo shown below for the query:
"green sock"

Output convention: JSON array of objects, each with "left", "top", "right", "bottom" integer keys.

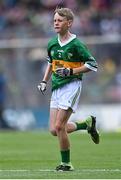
[
  {"left": 61, "top": 149, "right": 70, "bottom": 164},
  {"left": 75, "top": 116, "right": 92, "bottom": 130},
  {"left": 75, "top": 121, "right": 87, "bottom": 130}
]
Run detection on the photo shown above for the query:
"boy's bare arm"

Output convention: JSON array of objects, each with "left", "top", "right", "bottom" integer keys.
[{"left": 38, "top": 63, "right": 52, "bottom": 93}]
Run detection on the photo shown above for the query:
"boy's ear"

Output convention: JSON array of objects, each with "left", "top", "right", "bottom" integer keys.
[{"left": 68, "top": 20, "right": 73, "bottom": 28}]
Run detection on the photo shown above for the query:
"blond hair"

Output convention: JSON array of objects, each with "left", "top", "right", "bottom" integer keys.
[{"left": 54, "top": 8, "right": 74, "bottom": 21}]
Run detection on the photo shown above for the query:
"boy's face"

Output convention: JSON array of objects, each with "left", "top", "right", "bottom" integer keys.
[{"left": 54, "top": 12, "right": 72, "bottom": 34}]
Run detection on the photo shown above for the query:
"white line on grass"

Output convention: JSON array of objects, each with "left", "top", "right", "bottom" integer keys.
[
  {"left": 0, "top": 169, "right": 121, "bottom": 172},
  {"left": 0, "top": 169, "right": 54, "bottom": 172}
]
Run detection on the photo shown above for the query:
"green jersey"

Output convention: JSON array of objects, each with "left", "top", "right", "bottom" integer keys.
[{"left": 47, "top": 35, "right": 98, "bottom": 91}]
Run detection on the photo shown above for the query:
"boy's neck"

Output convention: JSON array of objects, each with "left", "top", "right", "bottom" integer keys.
[{"left": 58, "top": 31, "right": 72, "bottom": 43}]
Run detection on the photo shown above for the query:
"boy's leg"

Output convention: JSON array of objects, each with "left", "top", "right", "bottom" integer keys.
[
  {"left": 49, "top": 108, "right": 58, "bottom": 136},
  {"left": 55, "top": 108, "right": 74, "bottom": 171},
  {"left": 66, "top": 116, "right": 100, "bottom": 144},
  {"left": 49, "top": 107, "right": 72, "bottom": 136},
  {"left": 49, "top": 109, "right": 99, "bottom": 145}
]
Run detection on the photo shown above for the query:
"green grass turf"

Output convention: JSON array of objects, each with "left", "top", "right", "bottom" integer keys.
[{"left": 0, "top": 130, "right": 120, "bottom": 179}]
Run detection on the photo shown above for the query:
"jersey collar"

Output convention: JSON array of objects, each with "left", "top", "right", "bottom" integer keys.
[{"left": 58, "top": 34, "right": 76, "bottom": 47}]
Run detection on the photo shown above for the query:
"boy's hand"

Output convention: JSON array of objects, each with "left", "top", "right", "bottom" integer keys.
[
  {"left": 55, "top": 67, "right": 73, "bottom": 77},
  {"left": 37, "top": 81, "right": 47, "bottom": 94}
]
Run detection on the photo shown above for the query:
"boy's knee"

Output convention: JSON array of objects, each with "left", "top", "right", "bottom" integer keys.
[
  {"left": 55, "top": 124, "right": 63, "bottom": 133},
  {"left": 50, "top": 129, "right": 57, "bottom": 136}
]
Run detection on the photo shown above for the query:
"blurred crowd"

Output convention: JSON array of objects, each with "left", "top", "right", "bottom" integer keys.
[
  {"left": 0, "top": 0, "right": 121, "bottom": 38},
  {"left": 0, "top": 0, "right": 121, "bottom": 110}
]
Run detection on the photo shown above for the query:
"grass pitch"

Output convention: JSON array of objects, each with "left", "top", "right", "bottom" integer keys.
[{"left": 0, "top": 130, "right": 120, "bottom": 179}]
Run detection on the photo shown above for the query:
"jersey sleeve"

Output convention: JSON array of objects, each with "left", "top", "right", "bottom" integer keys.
[
  {"left": 47, "top": 55, "right": 52, "bottom": 64},
  {"left": 78, "top": 43, "right": 98, "bottom": 72}
]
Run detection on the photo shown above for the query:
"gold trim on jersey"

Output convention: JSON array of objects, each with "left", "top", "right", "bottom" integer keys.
[{"left": 52, "top": 59, "right": 83, "bottom": 72}]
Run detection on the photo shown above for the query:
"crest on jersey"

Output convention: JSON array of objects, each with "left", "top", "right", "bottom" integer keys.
[{"left": 68, "top": 53, "right": 73, "bottom": 59}]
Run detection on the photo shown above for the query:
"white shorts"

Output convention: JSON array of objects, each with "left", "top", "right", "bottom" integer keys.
[{"left": 50, "top": 80, "right": 82, "bottom": 112}]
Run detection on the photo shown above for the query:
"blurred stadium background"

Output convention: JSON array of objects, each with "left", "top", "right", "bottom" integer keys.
[{"left": 0, "top": 0, "right": 121, "bottom": 131}]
